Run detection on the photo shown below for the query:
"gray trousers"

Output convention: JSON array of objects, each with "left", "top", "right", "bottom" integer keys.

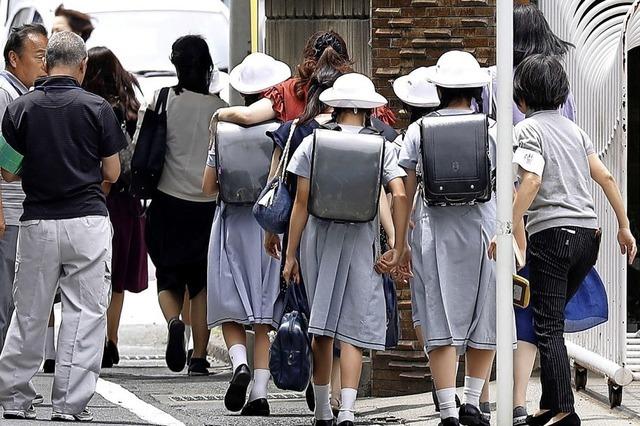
[
  {"left": 0, "top": 216, "right": 110, "bottom": 414},
  {"left": 0, "top": 225, "right": 18, "bottom": 351}
]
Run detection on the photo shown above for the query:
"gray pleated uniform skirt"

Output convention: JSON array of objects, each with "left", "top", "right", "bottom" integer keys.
[
  {"left": 300, "top": 216, "right": 386, "bottom": 351},
  {"left": 207, "top": 202, "right": 281, "bottom": 328},
  {"left": 410, "top": 197, "right": 498, "bottom": 354}
]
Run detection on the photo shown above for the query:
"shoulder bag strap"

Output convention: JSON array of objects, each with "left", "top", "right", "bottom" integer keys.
[
  {"left": 274, "top": 119, "right": 298, "bottom": 181},
  {"left": 155, "top": 87, "right": 170, "bottom": 114}
]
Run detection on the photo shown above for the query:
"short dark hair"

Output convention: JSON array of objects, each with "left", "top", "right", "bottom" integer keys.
[
  {"left": 170, "top": 35, "right": 213, "bottom": 95},
  {"left": 514, "top": 4, "right": 573, "bottom": 67},
  {"left": 3, "top": 24, "right": 48, "bottom": 65},
  {"left": 437, "top": 86, "right": 484, "bottom": 113},
  {"left": 513, "top": 54, "right": 570, "bottom": 112},
  {"left": 55, "top": 5, "right": 94, "bottom": 42}
]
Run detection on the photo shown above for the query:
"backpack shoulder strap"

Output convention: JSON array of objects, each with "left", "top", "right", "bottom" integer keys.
[
  {"left": 359, "top": 125, "right": 381, "bottom": 135},
  {"left": 319, "top": 122, "right": 341, "bottom": 131}
]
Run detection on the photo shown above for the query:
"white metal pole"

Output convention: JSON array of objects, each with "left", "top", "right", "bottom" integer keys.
[{"left": 496, "top": 0, "right": 514, "bottom": 424}]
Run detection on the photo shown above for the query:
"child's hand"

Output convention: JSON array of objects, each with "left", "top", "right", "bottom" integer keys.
[
  {"left": 488, "top": 236, "right": 497, "bottom": 261},
  {"left": 375, "top": 249, "right": 400, "bottom": 274},
  {"left": 618, "top": 228, "right": 638, "bottom": 264},
  {"left": 283, "top": 257, "right": 301, "bottom": 284},
  {"left": 264, "top": 232, "right": 281, "bottom": 260}
]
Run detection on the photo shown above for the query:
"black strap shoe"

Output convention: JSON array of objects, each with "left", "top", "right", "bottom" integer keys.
[
  {"left": 166, "top": 318, "right": 186, "bottom": 372},
  {"left": 526, "top": 410, "right": 557, "bottom": 426},
  {"left": 459, "top": 403, "right": 489, "bottom": 426},
  {"left": 224, "top": 364, "right": 251, "bottom": 412},
  {"left": 241, "top": 398, "right": 270, "bottom": 416}
]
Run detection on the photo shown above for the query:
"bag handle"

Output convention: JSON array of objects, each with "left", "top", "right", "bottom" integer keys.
[
  {"left": 274, "top": 119, "right": 299, "bottom": 181},
  {"left": 155, "top": 87, "right": 170, "bottom": 114}
]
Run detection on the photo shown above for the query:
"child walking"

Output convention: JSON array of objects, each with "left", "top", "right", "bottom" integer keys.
[
  {"left": 508, "top": 55, "right": 636, "bottom": 425},
  {"left": 283, "top": 73, "right": 410, "bottom": 426}
]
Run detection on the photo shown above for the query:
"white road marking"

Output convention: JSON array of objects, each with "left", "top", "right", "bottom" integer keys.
[{"left": 95, "top": 378, "right": 185, "bottom": 426}]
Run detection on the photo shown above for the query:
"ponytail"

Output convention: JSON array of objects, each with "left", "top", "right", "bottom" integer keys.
[{"left": 298, "top": 47, "right": 352, "bottom": 125}]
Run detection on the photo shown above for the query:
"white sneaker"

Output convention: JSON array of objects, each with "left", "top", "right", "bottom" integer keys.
[
  {"left": 3, "top": 405, "right": 37, "bottom": 420},
  {"left": 51, "top": 409, "right": 94, "bottom": 422}
]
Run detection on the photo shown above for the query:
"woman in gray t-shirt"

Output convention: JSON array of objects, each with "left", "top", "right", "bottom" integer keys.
[{"left": 507, "top": 55, "right": 636, "bottom": 426}]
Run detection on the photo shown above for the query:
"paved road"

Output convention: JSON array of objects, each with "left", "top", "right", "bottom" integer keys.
[{"left": 5, "top": 275, "right": 640, "bottom": 425}]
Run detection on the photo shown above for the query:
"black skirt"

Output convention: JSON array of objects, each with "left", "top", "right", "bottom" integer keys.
[{"left": 145, "top": 191, "right": 216, "bottom": 268}]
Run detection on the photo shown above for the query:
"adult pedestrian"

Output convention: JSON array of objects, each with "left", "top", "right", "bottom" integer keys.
[
  {"left": 82, "top": 46, "right": 148, "bottom": 369},
  {"left": 504, "top": 54, "right": 636, "bottom": 426},
  {"left": 141, "top": 35, "right": 226, "bottom": 375},
  {"left": 52, "top": 4, "right": 94, "bottom": 42},
  {"left": 399, "top": 51, "right": 501, "bottom": 426},
  {"left": 0, "top": 31, "right": 126, "bottom": 421},
  {"left": 0, "top": 23, "right": 47, "bottom": 353}
]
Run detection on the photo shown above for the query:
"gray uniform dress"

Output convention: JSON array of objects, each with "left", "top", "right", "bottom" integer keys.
[
  {"left": 399, "top": 109, "right": 499, "bottom": 354},
  {"left": 287, "top": 125, "right": 406, "bottom": 350},
  {"left": 206, "top": 151, "right": 282, "bottom": 329}
]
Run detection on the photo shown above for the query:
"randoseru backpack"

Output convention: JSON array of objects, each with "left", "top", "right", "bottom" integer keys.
[
  {"left": 213, "top": 120, "right": 279, "bottom": 205},
  {"left": 419, "top": 112, "right": 491, "bottom": 206},
  {"left": 309, "top": 125, "right": 385, "bottom": 223}
]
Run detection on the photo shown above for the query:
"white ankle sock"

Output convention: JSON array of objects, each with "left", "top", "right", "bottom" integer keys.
[
  {"left": 184, "top": 325, "right": 192, "bottom": 351},
  {"left": 228, "top": 344, "right": 247, "bottom": 372},
  {"left": 463, "top": 376, "right": 485, "bottom": 409},
  {"left": 248, "top": 369, "right": 270, "bottom": 402},
  {"left": 45, "top": 326, "right": 55, "bottom": 360},
  {"left": 313, "top": 383, "right": 333, "bottom": 421},
  {"left": 337, "top": 388, "right": 357, "bottom": 423},
  {"left": 436, "top": 387, "right": 458, "bottom": 420}
]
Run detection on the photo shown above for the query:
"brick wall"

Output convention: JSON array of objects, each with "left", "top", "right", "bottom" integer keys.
[{"left": 369, "top": 0, "right": 530, "bottom": 397}]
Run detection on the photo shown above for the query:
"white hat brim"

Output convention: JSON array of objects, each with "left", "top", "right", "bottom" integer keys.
[
  {"left": 425, "top": 68, "right": 491, "bottom": 88},
  {"left": 319, "top": 89, "right": 387, "bottom": 109},
  {"left": 392, "top": 76, "right": 440, "bottom": 107},
  {"left": 229, "top": 61, "right": 291, "bottom": 95},
  {"left": 210, "top": 71, "right": 229, "bottom": 94}
]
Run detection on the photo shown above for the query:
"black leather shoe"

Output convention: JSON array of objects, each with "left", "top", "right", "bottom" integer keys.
[
  {"left": 241, "top": 398, "right": 270, "bottom": 416},
  {"left": 187, "top": 358, "right": 210, "bottom": 376},
  {"left": 224, "top": 364, "right": 251, "bottom": 412},
  {"left": 459, "top": 403, "right": 489, "bottom": 426},
  {"left": 526, "top": 410, "right": 557, "bottom": 426},
  {"left": 439, "top": 418, "right": 460, "bottom": 426},
  {"left": 312, "top": 420, "right": 336, "bottom": 426},
  {"left": 305, "top": 383, "right": 315, "bottom": 412},
  {"left": 547, "top": 412, "right": 580, "bottom": 426},
  {"left": 43, "top": 359, "right": 55, "bottom": 374}
]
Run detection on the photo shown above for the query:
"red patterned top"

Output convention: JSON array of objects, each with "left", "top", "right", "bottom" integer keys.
[{"left": 263, "top": 78, "right": 396, "bottom": 126}]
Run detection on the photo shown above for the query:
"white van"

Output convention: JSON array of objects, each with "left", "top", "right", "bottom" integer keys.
[{"left": 0, "top": 0, "right": 230, "bottom": 102}]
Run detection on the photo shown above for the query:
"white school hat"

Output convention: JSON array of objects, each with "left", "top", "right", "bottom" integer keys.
[
  {"left": 425, "top": 51, "right": 491, "bottom": 88},
  {"left": 209, "top": 67, "right": 229, "bottom": 94},
  {"left": 393, "top": 67, "right": 440, "bottom": 107},
  {"left": 229, "top": 52, "right": 291, "bottom": 94},
  {"left": 319, "top": 73, "right": 387, "bottom": 109}
]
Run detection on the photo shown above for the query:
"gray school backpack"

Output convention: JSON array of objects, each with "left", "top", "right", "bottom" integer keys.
[
  {"left": 214, "top": 120, "right": 280, "bottom": 205},
  {"left": 309, "top": 124, "right": 385, "bottom": 223},
  {"left": 419, "top": 112, "right": 491, "bottom": 206}
]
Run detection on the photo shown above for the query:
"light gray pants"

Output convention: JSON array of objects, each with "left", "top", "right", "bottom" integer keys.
[
  {"left": 0, "top": 225, "right": 18, "bottom": 351},
  {"left": 0, "top": 216, "right": 110, "bottom": 414}
]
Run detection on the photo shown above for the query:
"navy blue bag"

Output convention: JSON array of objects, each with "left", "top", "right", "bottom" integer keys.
[
  {"left": 253, "top": 120, "right": 297, "bottom": 234},
  {"left": 384, "top": 275, "right": 400, "bottom": 349},
  {"left": 269, "top": 283, "right": 312, "bottom": 392}
]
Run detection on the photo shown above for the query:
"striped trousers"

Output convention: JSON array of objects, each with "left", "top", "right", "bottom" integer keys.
[{"left": 529, "top": 226, "right": 601, "bottom": 413}]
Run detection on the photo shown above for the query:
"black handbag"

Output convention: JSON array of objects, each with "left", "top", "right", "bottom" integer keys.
[
  {"left": 269, "top": 283, "right": 312, "bottom": 392},
  {"left": 130, "top": 87, "right": 170, "bottom": 202},
  {"left": 419, "top": 112, "right": 491, "bottom": 206}
]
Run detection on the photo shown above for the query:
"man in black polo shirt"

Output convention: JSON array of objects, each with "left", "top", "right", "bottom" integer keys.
[{"left": 0, "top": 31, "right": 126, "bottom": 422}]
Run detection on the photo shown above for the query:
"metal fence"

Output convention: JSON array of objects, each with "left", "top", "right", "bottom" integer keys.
[{"left": 539, "top": 0, "right": 640, "bottom": 384}]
